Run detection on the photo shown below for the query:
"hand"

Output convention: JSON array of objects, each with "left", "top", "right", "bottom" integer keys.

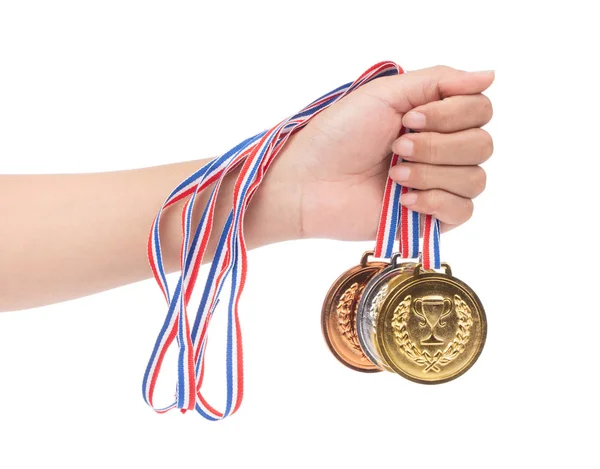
[{"left": 267, "top": 65, "right": 494, "bottom": 241}]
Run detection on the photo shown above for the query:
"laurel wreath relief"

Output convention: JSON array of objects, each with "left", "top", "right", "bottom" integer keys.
[
  {"left": 367, "top": 284, "right": 388, "bottom": 330},
  {"left": 336, "top": 282, "right": 365, "bottom": 351},
  {"left": 391, "top": 294, "right": 474, "bottom": 373}
]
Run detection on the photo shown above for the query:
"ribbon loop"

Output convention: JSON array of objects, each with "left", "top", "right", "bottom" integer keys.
[{"left": 143, "top": 61, "right": 442, "bottom": 420}]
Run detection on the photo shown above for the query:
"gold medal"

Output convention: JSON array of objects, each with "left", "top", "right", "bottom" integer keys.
[
  {"left": 356, "top": 255, "right": 417, "bottom": 372},
  {"left": 321, "top": 251, "right": 387, "bottom": 372},
  {"left": 376, "top": 263, "right": 486, "bottom": 384}
]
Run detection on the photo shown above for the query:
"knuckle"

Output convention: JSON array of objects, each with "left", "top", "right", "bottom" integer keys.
[
  {"left": 480, "top": 95, "right": 494, "bottom": 122},
  {"left": 463, "top": 199, "right": 475, "bottom": 222},
  {"left": 479, "top": 130, "right": 494, "bottom": 161},
  {"left": 426, "top": 190, "right": 443, "bottom": 213},
  {"left": 433, "top": 65, "right": 453, "bottom": 74},
  {"left": 423, "top": 132, "right": 439, "bottom": 164},
  {"left": 426, "top": 103, "right": 439, "bottom": 123},
  {"left": 429, "top": 102, "right": 453, "bottom": 132},
  {"left": 471, "top": 167, "right": 487, "bottom": 196},
  {"left": 441, "top": 113, "right": 458, "bottom": 132},
  {"left": 412, "top": 163, "right": 431, "bottom": 189}
]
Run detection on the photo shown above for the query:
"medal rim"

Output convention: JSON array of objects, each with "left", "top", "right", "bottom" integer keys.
[
  {"left": 376, "top": 269, "right": 487, "bottom": 384},
  {"left": 321, "top": 258, "right": 388, "bottom": 373}
]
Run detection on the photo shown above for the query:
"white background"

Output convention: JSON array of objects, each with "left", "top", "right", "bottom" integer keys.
[{"left": 1, "top": 1, "right": 599, "bottom": 467}]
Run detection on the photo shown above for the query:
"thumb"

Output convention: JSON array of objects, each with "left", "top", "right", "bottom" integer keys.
[{"left": 366, "top": 65, "right": 495, "bottom": 113}]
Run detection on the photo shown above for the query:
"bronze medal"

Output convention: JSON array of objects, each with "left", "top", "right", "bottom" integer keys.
[
  {"left": 321, "top": 251, "right": 387, "bottom": 372},
  {"left": 376, "top": 263, "right": 486, "bottom": 384}
]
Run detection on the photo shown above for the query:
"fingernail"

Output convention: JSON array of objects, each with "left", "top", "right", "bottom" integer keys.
[
  {"left": 395, "top": 137, "right": 414, "bottom": 157},
  {"left": 401, "top": 192, "right": 418, "bottom": 206},
  {"left": 473, "top": 70, "right": 495, "bottom": 77},
  {"left": 403, "top": 112, "right": 426, "bottom": 130},
  {"left": 391, "top": 165, "right": 411, "bottom": 182}
]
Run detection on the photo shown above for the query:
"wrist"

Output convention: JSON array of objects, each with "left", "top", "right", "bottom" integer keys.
[{"left": 243, "top": 148, "right": 304, "bottom": 248}]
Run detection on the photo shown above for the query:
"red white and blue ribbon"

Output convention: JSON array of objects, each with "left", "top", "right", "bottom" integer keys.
[
  {"left": 143, "top": 61, "right": 421, "bottom": 420},
  {"left": 373, "top": 127, "right": 405, "bottom": 259},
  {"left": 143, "top": 133, "right": 263, "bottom": 415},
  {"left": 373, "top": 129, "right": 441, "bottom": 269},
  {"left": 423, "top": 214, "right": 441, "bottom": 270},
  {"left": 373, "top": 127, "right": 422, "bottom": 261}
]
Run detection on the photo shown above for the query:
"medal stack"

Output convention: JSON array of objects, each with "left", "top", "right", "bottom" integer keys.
[{"left": 321, "top": 122, "right": 486, "bottom": 385}]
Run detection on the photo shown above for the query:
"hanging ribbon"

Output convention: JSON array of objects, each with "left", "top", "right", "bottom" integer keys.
[
  {"left": 373, "top": 128, "right": 441, "bottom": 266},
  {"left": 143, "top": 61, "right": 441, "bottom": 420}
]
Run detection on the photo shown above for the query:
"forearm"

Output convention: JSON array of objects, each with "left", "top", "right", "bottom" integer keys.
[{"left": 0, "top": 156, "right": 300, "bottom": 312}]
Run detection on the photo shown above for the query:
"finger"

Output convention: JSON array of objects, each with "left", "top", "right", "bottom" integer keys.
[
  {"left": 389, "top": 163, "right": 486, "bottom": 199},
  {"left": 364, "top": 65, "right": 495, "bottom": 113},
  {"left": 392, "top": 128, "right": 493, "bottom": 165},
  {"left": 400, "top": 189, "right": 474, "bottom": 226},
  {"left": 440, "top": 223, "right": 460, "bottom": 234},
  {"left": 402, "top": 94, "right": 493, "bottom": 133}
]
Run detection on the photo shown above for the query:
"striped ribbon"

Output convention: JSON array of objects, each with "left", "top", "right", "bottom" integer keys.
[
  {"left": 372, "top": 134, "right": 441, "bottom": 268},
  {"left": 144, "top": 61, "right": 434, "bottom": 420}
]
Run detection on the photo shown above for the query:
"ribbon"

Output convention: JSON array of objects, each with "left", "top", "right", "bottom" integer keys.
[
  {"left": 143, "top": 61, "right": 441, "bottom": 420},
  {"left": 373, "top": 132, "right": 441, "bottom": 266}
]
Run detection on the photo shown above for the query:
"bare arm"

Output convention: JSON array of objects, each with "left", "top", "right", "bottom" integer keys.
[
  {"left": 0, "top": 158, "right": 299, "bottom": 312},
  {"left": 0, "top": 67, "right": 494, "bottom": 313}
]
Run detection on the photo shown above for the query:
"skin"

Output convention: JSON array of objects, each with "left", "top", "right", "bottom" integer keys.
[{"left": 0, "top": 66, "right": 494, "bottom": 312}]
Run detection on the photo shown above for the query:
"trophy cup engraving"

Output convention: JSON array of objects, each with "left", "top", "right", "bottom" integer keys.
[
  {"left": 412, "top": 295, "right": 453, "bottom": 345},
  {"left": 378, "top": 264, "right": 486, "bottom": 384}
]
